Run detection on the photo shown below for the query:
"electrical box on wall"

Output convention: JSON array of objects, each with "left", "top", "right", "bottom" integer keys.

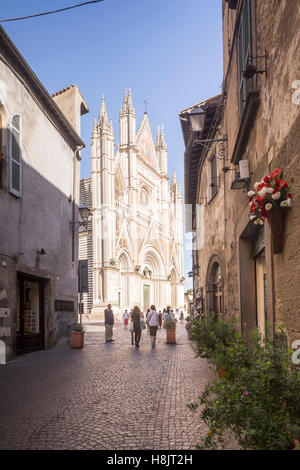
[
  {"left": 239, "top": 160, "right": 250, "bottom": 180},
  {"left": 0, "top": 308, "right": 10, "bottom": 318}
]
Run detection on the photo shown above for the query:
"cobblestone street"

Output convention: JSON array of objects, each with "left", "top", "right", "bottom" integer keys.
[{"left": 0, "top": 321, "right": 217, "bottom": 450}]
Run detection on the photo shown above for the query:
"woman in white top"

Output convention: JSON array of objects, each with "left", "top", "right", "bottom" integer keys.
[{"left": 147, "top": 304, "right": 159, "bottom": 349}]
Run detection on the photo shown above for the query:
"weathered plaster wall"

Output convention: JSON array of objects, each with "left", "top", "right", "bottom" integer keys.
[
  {"left": 0, "top": 58, "right": 80, "bottom": 358},
  {"left": 195, "top": 1, "right": 300, "bottom": 343}
]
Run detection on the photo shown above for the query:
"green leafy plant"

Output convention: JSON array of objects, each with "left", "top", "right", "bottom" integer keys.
[
  {"left": 163, "top": 319, "right": 177, "bottom": 329},
  {"left": 189, "top": 311, "right": 237, "bottom": 360},
  {"left": 189, "top": 328, "right": 300, "bottom": 450},
  {"left": 72, "top": 323, "right": 85, "bottom": 333}
]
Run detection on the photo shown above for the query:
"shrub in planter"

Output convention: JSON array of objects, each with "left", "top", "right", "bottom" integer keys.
[
  {"left": 188, "top": 328, "right": 300, "bottom": 450},
  {"left": 189, "top": 311, "right": 237, "bottom": 360},
  {"left": 163, "top": 319, "right": 177, "bottom": 344},
  {"left": 71, "top": 323, "right": 85, "bottom": 348}
]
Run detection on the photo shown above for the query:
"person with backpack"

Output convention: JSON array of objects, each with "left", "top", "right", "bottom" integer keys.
[
  {"left": 147, "top": 304, "right": 159, "bottom": 349},
  {"left": 131, "top": 306, "right": 142, "bottom": 348}
]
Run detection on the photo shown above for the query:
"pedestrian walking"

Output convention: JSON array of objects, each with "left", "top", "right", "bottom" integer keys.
[
  {"left": 147, "top": 304, "right": 159, "bottom": 349},
  {"left": 86, "top": 308, "right": 91, "bottom": 321},
  {"left": 132, "top": 306, "right": 143, "bottom": 348},
  {"left": 145, "top": 308, "right": 150, "bottom": 335},
  {"left": 104, "top": 304, "right": 115, "bottom": 342},
  {"left": 158, "top": 310, "right": 163, "bottom": 329},
  {"left": 123, "top": 309, "right": 129, "bottom": 327},
  {"left": 163, "top": 307, "right": 172, "bottom": 323}
]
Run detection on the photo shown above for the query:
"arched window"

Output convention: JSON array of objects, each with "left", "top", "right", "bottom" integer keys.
[{"left": 9, "top": 114, "right": 22, "bottom": 197}]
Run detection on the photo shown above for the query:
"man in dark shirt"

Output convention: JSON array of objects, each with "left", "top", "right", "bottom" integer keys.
[{"left": 104, "top": 304, "right": 115, "bottom": 342}]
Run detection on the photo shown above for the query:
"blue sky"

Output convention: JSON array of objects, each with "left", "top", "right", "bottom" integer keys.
[{"left": 1, "top": 0, "right": 223, "bottom": 288}]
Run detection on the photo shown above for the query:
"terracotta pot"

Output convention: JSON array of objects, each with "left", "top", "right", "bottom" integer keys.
[
  {"left": 71, "top": 331, "right": 84, "bottom": 348},
  {"left": 217, "top": 366, "right": 226, "bottom": 378},
  {"left": 166, "top": 328, "right": 176, "bottom": 344},
  {"left": 267, "top": 207, "right": 284, "bottom": 254}
]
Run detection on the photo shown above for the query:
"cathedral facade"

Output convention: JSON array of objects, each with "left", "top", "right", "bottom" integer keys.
[{"left": 79, "top": 89, "right": 184, "bottom": 318}]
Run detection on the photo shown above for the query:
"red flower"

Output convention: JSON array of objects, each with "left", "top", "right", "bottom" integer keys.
[
  {"left": 257, "top": 182, "right": 265, "bottom": 192},
  {"left": 250, "top": 203, "right": 256, "bottom": 213},
  {"left": 280, "top": 180, "right": 288, "bottom": 189},
  {"left": 287, "top": 193, "right": 293, "bottom": 199},
  {"left": 261, "top": 207, "right": 268, "bottom": 218},
  {"left": 263, "top": 176, "right": 270, "bottom": 184},
  {"left": 269, "top": 168, "right": 281, "bottom": 179},
  {"left": 256, "top": 193, "right": 267, "bottom": 202}
]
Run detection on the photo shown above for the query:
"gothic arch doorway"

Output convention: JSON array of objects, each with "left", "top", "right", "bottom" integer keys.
[
  {"left": 206, "top": 259, "right": 223, "bottom": 315},
  {"left": 118, "top": 250, "right": 131, "bottom": 309}
]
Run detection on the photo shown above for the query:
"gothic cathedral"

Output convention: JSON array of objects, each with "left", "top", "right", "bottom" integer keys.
[{"left": 79, "top": 89, "right": 184, "bottom": 318}]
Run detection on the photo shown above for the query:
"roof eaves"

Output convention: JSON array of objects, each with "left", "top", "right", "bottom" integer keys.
[{"left": 0, "top": 26, "right": 85, "bottom": 150}]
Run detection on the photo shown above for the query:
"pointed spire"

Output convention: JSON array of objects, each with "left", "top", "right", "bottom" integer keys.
[
  {"left": 120, "top": 88, "right": 127, "bottom": 116},
  {"left": 160, "top": 124, "right": 167, "bottom": 149},
  {"left": 109, "top": 118, "right": 114, "bottom": 136},
  {"left": 155, "top": 125, "right": 160, "bottom": 150},
  {"left": 172, "top": 169, "right": 177, "bottom": 185},
  {"left": 127, "top": 86, "right": 136, "bottom": 115},
  {"left": 99, "top": 95, "right": 107, "bottom": 118}
]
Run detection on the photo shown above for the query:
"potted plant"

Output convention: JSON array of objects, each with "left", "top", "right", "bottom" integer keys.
[
  {"left": 163, "top": 319, "right": 177, "bottom": 344},
  {"left": 247, "top": 168, "right": 293, "bottom": 254},
  {"left": 189, "top": 311, "right": 237, "bottom": 361},
  {"left": 188, "top": 327, "right": 300, "bottom": 450},
  {"left": 70, "top": 323, "right": 85, "bottom": 348}
]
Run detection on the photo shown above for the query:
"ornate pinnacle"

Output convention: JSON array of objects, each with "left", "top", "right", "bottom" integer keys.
[
  {"left": 156, "top": 125, "right": 161, "bottom": 150},
  {"left": 160, "top": 124, "right": 167, "bottom": 150}
]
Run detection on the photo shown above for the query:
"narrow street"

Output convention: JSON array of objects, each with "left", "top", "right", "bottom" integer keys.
[{"left": 0, "top": 322, "right": 217, "bottom": 450}]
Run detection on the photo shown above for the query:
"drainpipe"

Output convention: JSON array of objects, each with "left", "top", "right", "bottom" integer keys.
[{"left": 72, "top": 145, "right": 83, "bottom": 263}]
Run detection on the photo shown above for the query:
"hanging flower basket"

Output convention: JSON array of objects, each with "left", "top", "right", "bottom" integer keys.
[{"left": 247, "top": 168, "right": 292, "bottom": 254}]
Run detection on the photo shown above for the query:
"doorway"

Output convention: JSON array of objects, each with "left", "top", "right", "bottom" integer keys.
[
  {"left": 17, "top": 273, "right": 45, "bottom": 355},
  {"left": 255, "top": 250, "right": 267, "bottom": 336},
  {"left": 143, "top": 285, "right": 150, "bottom": 312}
]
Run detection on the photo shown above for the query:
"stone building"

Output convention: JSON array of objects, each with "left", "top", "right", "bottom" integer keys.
[
  {"left": 79, "top": 89, "right": 184, "bottom": 318},
  {"left": 180, "top": 0, "right": 300, "bottom": 344},
  {"left": 0, "top": 26, "right": 88, "bottom": 359}
]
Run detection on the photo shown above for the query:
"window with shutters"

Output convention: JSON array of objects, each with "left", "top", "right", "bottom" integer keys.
[
  {"left": 237, "top": 0, "right": 253, "bottom": 121},
  {"left": 9, "top": 114, "right": 22, "bottom": 197}
]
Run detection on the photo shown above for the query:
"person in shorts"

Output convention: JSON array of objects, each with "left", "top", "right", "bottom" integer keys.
[{"left": 147, "top": 304, "right": 159, "bottom": 349}]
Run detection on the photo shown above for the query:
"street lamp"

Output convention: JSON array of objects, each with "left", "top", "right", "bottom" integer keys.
[
  {"left": 70, "top": 205, "right": 92, "bottom": 229},
  {"left": 189, "top": 106, "right": 227, "bottom": 145},
  {"left": 189, "top": 106, "right": 206, "bottom": 133},
  {"left": 78, "top": 205, "right": 92, "bottom": 227}
]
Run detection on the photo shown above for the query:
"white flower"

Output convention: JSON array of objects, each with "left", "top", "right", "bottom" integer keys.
[
  {"left": 267, "top": 187, "right": 274, "bottom": 194},
  {"left": 258, "top": 187, "right": 267, "bottom": 197},
  {"left": 272, "top": 191, "right": 281, "bottom": 200},
  {"left": 254, "top": 182, "right": 260, "bottom": 190},
  {"left": 250, "top": 215, "right": 256, "bottom": 220},
  {"left": 280, "top": 200, "right": 288, "bottom": 207},
  {"left": 247, "top": 191, "right": 256, "bottom": 197},
  {"left": 286, "top": 198, "right": 293, "bottom": 207},
  {"left": 259, "top": 219, "right": 264, "bottom": 225},
  {"left": 254, "top": 218, "right": 260, "bottom": 225},
  {"left": 265, "top": 203, "right": 272, "bottom": 211}
]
